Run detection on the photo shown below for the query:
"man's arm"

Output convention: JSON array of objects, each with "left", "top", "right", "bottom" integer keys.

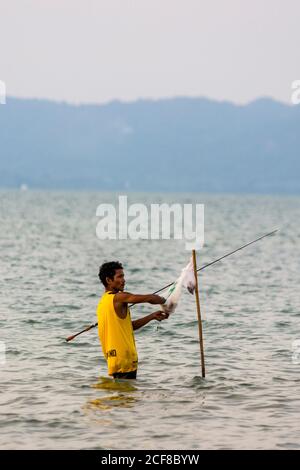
[
  {"left": 115, "top": 292, "right": 166, "bottom": 305},
  {"left": 132, "top": 311, "right": 169, "bottom": 331}
]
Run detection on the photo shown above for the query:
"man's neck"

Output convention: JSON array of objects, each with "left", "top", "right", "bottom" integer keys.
[{"left": 106, "top": 287, "right": 119, "bottom": 293}]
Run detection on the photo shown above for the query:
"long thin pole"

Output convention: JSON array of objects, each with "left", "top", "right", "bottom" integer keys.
[
  {"left": 153, "top": 229, "right": 279, "bottom": 295},
  {"left": 66, "top": 229, "right": 278, "bottom": 342},
  {"left": 66, "top": 323, "right": 98, "bottom": 343},
  {"left": 192, "top": 250, "right": 205, "bottom": 378}
]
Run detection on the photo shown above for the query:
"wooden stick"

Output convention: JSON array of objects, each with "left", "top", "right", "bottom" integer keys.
[{"left": 192, "top": 249, "right": 205, "bottom": 378}]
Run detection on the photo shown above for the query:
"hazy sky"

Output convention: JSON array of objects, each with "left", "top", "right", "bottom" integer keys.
[{"left": 0, "top": 0, "right": 299, "bottom": 104}]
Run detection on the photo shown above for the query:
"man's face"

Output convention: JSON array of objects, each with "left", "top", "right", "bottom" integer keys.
[{"left": 107, "top": 268, "right": 125, "bottom": 291}]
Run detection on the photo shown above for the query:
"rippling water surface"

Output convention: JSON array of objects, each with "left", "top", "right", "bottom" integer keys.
[{"left": 1, "top": 190, "right": 300, "bottom": 449}]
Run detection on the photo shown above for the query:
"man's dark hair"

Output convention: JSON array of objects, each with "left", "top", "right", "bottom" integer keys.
[{"left": 99, "top": 261, "right": 123, "bottom": 287}]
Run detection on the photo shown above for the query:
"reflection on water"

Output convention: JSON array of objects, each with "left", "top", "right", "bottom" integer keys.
[
  {"left": 85, "top": 377, "right": 139, "bottom": 413},
  {"left": 91, "top": 376, "right": 138, "bottom": 392},
  {"left": 87, "top": 395, "right": 137, "bottom": 411}
]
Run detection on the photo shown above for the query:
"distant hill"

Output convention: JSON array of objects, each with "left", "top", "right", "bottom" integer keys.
[{"left": 0, "top": 96, "right": 299, "bottom": 193}]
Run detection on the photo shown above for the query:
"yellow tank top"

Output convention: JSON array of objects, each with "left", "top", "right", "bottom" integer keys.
[{"left": 97, "top": 291, "right": 138, "bottom": 375}]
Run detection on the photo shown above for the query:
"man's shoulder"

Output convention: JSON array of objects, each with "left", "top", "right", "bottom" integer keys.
[{"left": 114, "top": 292, "right": 130, "bottom": 305}]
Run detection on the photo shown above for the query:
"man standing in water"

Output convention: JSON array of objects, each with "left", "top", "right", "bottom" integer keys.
[{"left": 97, "top": 261, "right": 169, "bottom": 379}]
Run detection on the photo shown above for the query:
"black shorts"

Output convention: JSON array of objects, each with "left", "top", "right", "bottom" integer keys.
[{"left": 112, "top": 370, "right": 137, "bottom": 379}]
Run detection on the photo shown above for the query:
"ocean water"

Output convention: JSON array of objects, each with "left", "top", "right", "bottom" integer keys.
[{"left": 0, "top": 190, "right": 300, "bottom": 450}]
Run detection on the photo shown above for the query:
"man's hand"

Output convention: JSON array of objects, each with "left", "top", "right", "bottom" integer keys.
[
  {"left": 160, "top": 301, "right": 177, "bottom": 315},
  {"left": 151, "top": 310, "right": 170, "bottom": 322},
  {"left": 153, "top": 295, "right": 167, "bottom": 305}
]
